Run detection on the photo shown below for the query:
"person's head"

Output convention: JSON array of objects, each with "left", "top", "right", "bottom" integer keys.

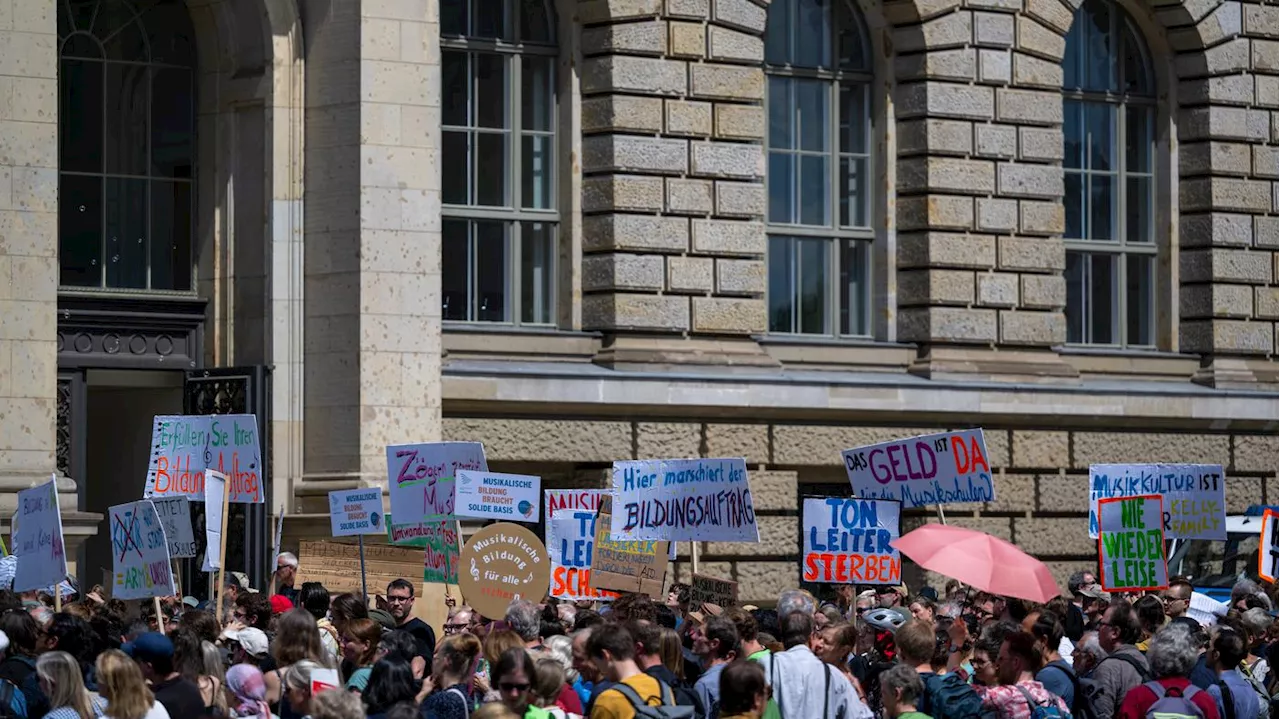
[
  {"left": 276, "top": 552, "right": 299, "bottom": 586},
  {"left": 361, "top": 657, "right": 418, "bottom": 714},
  {"left": 385, "top": 579, "right": 416, "bottom": 623},
  {"left": 37, "top": 651, "right": 93, "bottom": 719},
  {"left": 1068, "top": 571, "right": 1092, "bottom": 597},
  {"left": 227, "top": 627, "right": 270, "bottom": 665},
  {"left": 506, "top": 599, "right": 541, "bottom": 643},
  {"left": 96, "top": 649, "right": 155, "bottom": 719},
  {"left": 1074, "top": 631, "right": 1106, "bottom": 675},
  {"left": 586, "top": 622, "right": 636, "bottom": 682},
  {"left": 1132, "top": 595, "right": 1165, "bottom": 639},
  {"left": 894, "top": 618, "right": 936, "bottom": 667},
  {"left": 909, "top": 596, "right": 936, "bottom": 624},
  {"left": 657, "top": 626, "right": 685, "bottom": 680},
  {"left": 692, "top": 615, "right": 738, "bottom": 663},
  {"left": 530, "top": 656, "right": 565, "bottom": 709},
  {"left": 726, "top": 608, "right": 759, "bottom": 649},
  {"left": 273, "top": 608, "right": 326, "bottom": 666},
  {"left": 571, "top": 628, "right": 599, "bottom": 683},
  {"left": 779, "top": 609, "right": 814, "bottom": 650},
  {"left": 1231, "top": 579, "right": 1264, "bottom": 611},
  {"left": 970, "top": 594, "right": 998, "bottom": 626},
  {"left": 1240, "top": 608, "right": 1271, "bottom": 646},
  {"left": 223, "top": 574, "right": 242, "bottom": 604},
  {"left": 493, "top": 647, "right": 536, "bottom": 714},
  {"left": 1161, "top": 579, "right": 1193, "bottom": 618},
  {"left": 542, "top": 634, "right": 578, "bottom": 685},
  {"left": 46, "top": 613, "right": 95, "bottom": 663},
  {"left": 445, "top": 606, "right": 473, "bottom": 636},
  {"left": 1208, "top": 625, "right": 1248, "bottom": 671},
  {"left": 433, "top": 632, "right": 482, "bottom": 682},
  {"left": 483, "top": 629, "right": 525, "bottom": 667},
  {"left": 1147, "top": 622, "right": 1199, "bottom": 679},
  {"left": 170, "top": 627, "right": 204, "bottom": 682},
  {"left": 813, "top": 605, "right": 842, "bottom": 634},
  {"left": 815, "top": 623, "right": 858, "bottom": 666},
  {"left": 1029, "top": 610, "right": 1064, "bottom": 660},
  {"left": 0, "top": 610, "right": 38, "bottom": 657},
  {"left": 329, "top": 593, "right": 367, "bottom": 633},
  {"left": 298, "top": 582, "right": 331, "bottom": 622},
  {"left": 341, "top": 617, "right": 381, "bottom": 666},
  {"left": 179, "top": 610, "right": 221, "bottom": 644},
  {"left": 309, "top": 683, "right": 365, "bottom": 719},
  {"left": 122, "top": 632, "right": 174, "bottom": 681},
  {"left": 720, "top": 660, "right": 768, "bottom": 717},
  {"left": 666, "top": 583, "right": 690, "bottom": 611},
  {"left": 611, "top": 593, "right": 657, "bottom": 624},
  {"left": 880, "top": 662, "right": 925, "bottom": 718},
  {"left": 283, "top": 660, "right": 320, "bottom": 715},
  {"left": 777, "top": 589, "right": 815, "bottom": 620},
  {"left": 878, "top": 585, "right": 906, "bottom": 608},
  {"left": 1099, "top": 600, "right": 1142, "bottom": 653},
  {"left": 997, "top": 631, "right": 1041, "bottom": 685},
  {"left": 972, "top": 621, "right": 1018, "bottom": 687},
  {"left": 225, "top": 663, "right": 270, "bottom": 718}
]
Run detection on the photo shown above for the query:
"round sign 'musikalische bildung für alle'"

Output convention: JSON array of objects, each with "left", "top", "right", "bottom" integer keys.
[{"left": 458, "top": 522, "right": 550, "bottom": 620}]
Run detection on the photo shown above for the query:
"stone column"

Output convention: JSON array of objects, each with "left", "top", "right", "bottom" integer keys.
[
  {"left": 889, "top": 1, "right": 1077, "bottom": 381},
  {"left": 297, "top": 0, "right": 443, "bottom": 510},
  {"left": 0, "top": 0, "right": 100, "bottom": 558},
  {"left": 579, "top": 0, "right": 777, "bottom": 370}
]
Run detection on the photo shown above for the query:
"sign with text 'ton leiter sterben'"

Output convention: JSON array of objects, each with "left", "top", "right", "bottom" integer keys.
[
  {"left": 843, "top": 429, "right": 993, "bottom": 509},
  {"left": 1088, "top": 464, "right": 1225, "bottom": 541},
  {"left": 384, "top": 442, "right": 486, "bottom": 541},
  {"left": 802, "top": 497, "right": 902, "bottom": 584},
  {"left": 610, "top": 458, "right": 758, "bottom": 543},
  {"left": 1097, "top": 494, "right": 1168, "bottom": 592},
  {"left": 454, "top": 471, "right": 541, "bottom": 522},
  {"left": 145, "top": 415, "right": 263, "bottom": 503}
]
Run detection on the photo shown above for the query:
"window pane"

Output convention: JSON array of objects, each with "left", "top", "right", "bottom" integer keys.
[
  {"left": 1088, "top": 174, "right": 1114, "bottom": 240},
  {"left": 836, "top": 0, "right": 868, "bottom": 71},
  {"left": 521, "top": 134, "right": 553, "bottom": 210},
  {"left": 442, "top": 219, "right": 469, "bottom": 320},
  {"left": 521, "top": 56, "right": 554, "bottom": 132},
  {"left": 474, "top": 53, "right": 508, "bottom": 130},
  {"left": 474, "top": 133, "right": 508, "bottom": 206},
  {"left": 442, "top": 51, "right": 469, "bottom": 127},
  {"left": 151, "top": 67, "right": 193, "bottom": 178},
  {"left": 839, "top": 83, "right": 868, "bottom": 155},
  {"left": 60, "top": 59, "right": 103, "bottom": 173},
  {"left": 442, "top": 131, "right": 469, "bottom": 204},
  {"left": 518, "top": 0, "right": 552, "bottom": 43},
  {"left": 141, "top": 1, "right": 196, "bottom": 66},
  {"left": 103, "top": 15, "right": 147, "bottom": 61},
  {"left": 768, "top": 236, "right": 794, "bottom": 333},
  {"left": 1125, "top": 176, "right": 1151, "bottom": 244},
  {"left": 441, "top": 0, "right": 467, "bottom": 36},
  {"left": 1065, "top": 172, "right": 1084, "bottom": 240},
  {"left": 794, "top": 0, "right": 831, "bottom": 69},
  {"left": 474, "top": 220, "right": 509, "bottom": 322},
  {"left": 764, "top": 0, "right": 789, "bottom": 66},
  {"left": 1121, "top": 25, "right": 1152, "bottom": 95},
  {"left": 840, "top": 240, "right": 868, "bottom": 336},
  {"left": 1125, "top": 254, "right": 1153, "bottom": 346},
  {"left": 1125, "top": 106, "right": 1152, "bottom": 173},
  {"left": 150, "top": 180, "right": 192, "bottom": 291},
  {"left": 797, "top": 238, "right": 828, "bottom": 334},
  {"left": 768, "top": 77, "right": 793, "bottom": 150},
  {"left": 799, "top": 154, "right": 829, "bottom": 226},
  {"left": 839, "top": 156, "right": 867, "bottom": 228},
  {"left": 1088, "top": 252, "right": 1116, "bottom": 344},
  {"left": 520, "top": 222, "right": 554, "bottom": 324},
  {"left": 796, "top": 78, "right": 828, "bottom": 153},
  {"left": 59, "top": 174, "right": 102, "bottom": 287},
  {"left": 1063, "top": 100, "right": 1084, "bottom": 170},
  {"left": 767, "top": 152, "right": 794, "bottom": 224},
  {"left": 1065, "top": 251, "right": 1084, "bottom": 343},
  {"left": 472, "top": 0, "right": 509, "bottom": 40},
  {"left": 1085, "top": 102, "right": 1112, "bottom": 171},
  {"left": 104, "top": 63, "right": 149, "bottom": 175},
  {"left": 1083, "top": 1, "right": 1115, "bottom": 93},
  {"left": 104, "top": 177, "right": 148, "bottom": 289},
  {"left": 1063, "top": 19, "right": 1081, "bottom": 90}
]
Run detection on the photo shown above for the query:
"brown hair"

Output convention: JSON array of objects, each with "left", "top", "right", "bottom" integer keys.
[
  {"left": 530, "top": 657, "right": 565, "bottom": 707},
  {"left": 96, "top": 649, "right": 155, "bottom": 719},
  {"left": 895, "top": 618, "right": 937, "bottom": 666},
  {"left": 343, "top": 618, "right": 382, "bottom": 667},
  {"left": 822, "top": 623, "right": 859, "bottom": 656},
  {"left": 483, "top": 629, "right": 524, "bottom": 667},
  {"left": 437, "top": 633, "right": 483, "bottom": 678},
  {"left": 274, "top": 609, "right": 329, "bottom": 667}
]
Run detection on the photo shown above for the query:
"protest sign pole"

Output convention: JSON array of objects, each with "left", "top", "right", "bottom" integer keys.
[
  {"left": 935, "top": 504, "right": 948, "bottom": 526},
  {"left": 54, "top": 587, "right": 61, "bottom": 613},
  {"left": 358, "top": 534, "right": 369, "bottom": 602},
  {"left": 214, "top": 477, "right": 231, "bottom": 621},
  {"left": 154, "top": 597, "right": 166, "bottom": 635},
  {"left": 690, "top": 541, "right": 700, "bottom": 575}
]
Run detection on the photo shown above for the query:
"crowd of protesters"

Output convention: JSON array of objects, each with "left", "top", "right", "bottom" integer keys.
[{"left": 0, "top": 558, "right": 1272, "bottom": 719}]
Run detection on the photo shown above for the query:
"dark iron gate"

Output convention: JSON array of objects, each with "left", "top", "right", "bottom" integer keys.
[{"left": 183, "top": 366, "right": 271, "bottom": 595}]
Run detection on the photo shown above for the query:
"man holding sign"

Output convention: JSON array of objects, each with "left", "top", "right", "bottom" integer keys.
[{"left": 1097, "top": 494, "right": 1168, "bottom": 592}]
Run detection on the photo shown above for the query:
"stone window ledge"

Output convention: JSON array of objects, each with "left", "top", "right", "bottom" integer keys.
[
  {"left": 755, "top": 335, "right": 917, "bottom": 373},
  {"left": 444, "top": 324, "right": 601, "bottom": 362},
  {"left": 1058, "top": 346, "right": 1201, "bottom": 382}
]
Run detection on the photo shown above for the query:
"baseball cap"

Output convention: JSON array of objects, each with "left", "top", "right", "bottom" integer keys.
[
  {"left": 223, "top": 627, "right": 269, "bottom": 657},
  {"left": 878, "top": 584, "right": 909, "bottom": 596},
  {"left": 1079, "top": 584, "right": 1109, "bottom": 600},
  {"left": 122, "top": 632, "right": 174, "bottom": 662},
  {"left": 270, "top": 595, "right": 294, "bottom": 615},
  {"left": 368, "top": 609, "right": 397, "bottom": 631}
]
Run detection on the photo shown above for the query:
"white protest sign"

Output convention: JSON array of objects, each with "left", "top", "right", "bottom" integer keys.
[
  {"left": 109, "top": 501, "right": 176, "bottom": 599},
  {"left": 455, "top": 471, "right": 541, "bottom": 522},
  {"left": 271, "top": 505, "right": 285, "bottom": 570},
  {"left": 843, "top": 429, "right": 993, "bottom": 508},
  {"left": 802, "top": 497, "right": 902, "bottom": 585},
  {"left": 384, "top": 442, "right": 486, "bottom": 536},
  {"left": 547, "top": 510, "right": 618, "bottom": 601},
  {"left": 611, "top": 458, "right": 758, "bottom": 543},
  {"left": 1088, "top": 464, "right": 1225, "bottom": 541},
  {"left": 544, "top": 489, "right": 607, "bottom": 522},
  {"left": 151, "top": 497, "right": 196, "bottom": 559},
  {"left": 145, "top": 414, "right": 264, "bottom": 503},
  {"left": 202, "top": 470, "right": 227, "bottom": 571},
  {"left": 13, "top": 478, "right": 66, "bottom": 592},
  {"left": 1259, "top": 509, "right": 1278, "bottom": 584},
  {"left": 328, "top": 488, "right": 385, "bottom": 537},
  {"left": 1097, "top": 494, "right": 1168, "bottom": 592}
]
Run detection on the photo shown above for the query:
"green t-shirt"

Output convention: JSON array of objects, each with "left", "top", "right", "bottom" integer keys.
[
  {"left": 897, "top": 711, "right": 933, "bottom": 719},
  {"left": 748, "top": 649, "right": 771, "bottom": 661}
]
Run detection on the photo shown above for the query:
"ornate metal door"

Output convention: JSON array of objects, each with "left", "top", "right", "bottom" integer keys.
[{"left": 183, "top": 367, "right": 271, "bottom": 592}]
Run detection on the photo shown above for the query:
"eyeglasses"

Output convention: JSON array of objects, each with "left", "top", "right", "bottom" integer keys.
[
  {"left": 499, "top": 682, "right": 530, "bottom": 693},
  {"left": 971, "top": 608, "right": 994, "bottom": 620},
  {"left": 443, "top": 623, "right": 468, "bottom": 635},
  {"left": 387, "top": 595, "right": 413, "bottom": 604},
  {"left": 1096, "top": 621, "right": 1116, "bottom": 629}
]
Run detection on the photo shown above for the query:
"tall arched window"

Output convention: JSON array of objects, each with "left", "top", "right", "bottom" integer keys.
[
  {"left": 440, "top": 0, "right": 557, "bottom": 325},
  {"left": 58, "top": 0, "right": 196, "bottom": 291},
  {"left": 764, "top": 0, "right": 873, "bottom": 337},
  {"left": 1062, "top": 0, "right": 1156, "bottom": 347}
]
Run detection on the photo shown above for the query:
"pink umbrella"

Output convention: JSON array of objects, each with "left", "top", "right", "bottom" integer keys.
[{"left": 890, "top": 523, "right": 1061, "bottom": 603}]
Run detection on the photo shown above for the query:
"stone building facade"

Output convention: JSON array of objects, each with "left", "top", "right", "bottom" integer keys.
[{"left": 0, "top": 0, "right": 1275, "bottom": 598}]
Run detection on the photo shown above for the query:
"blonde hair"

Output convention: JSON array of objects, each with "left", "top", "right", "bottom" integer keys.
[
  {"left": 96, "top": 650, "right": 155, "bottom": 719},
  {"left": 531, "top": 656, "right": 565, "bottom": 708},
  {"left": 37, "top": 652, "right": 95, "bottom": 719}
]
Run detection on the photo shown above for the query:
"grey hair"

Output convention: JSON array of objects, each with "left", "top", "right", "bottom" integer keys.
[
  {"left": 1148, "top": 623, "right": 1200, "bottom": 679},
  {"left": 284, "top": 660, "right": 321, "bottom": 695},
  {"left": 277, "top": 552, "right": 299, "bottom": 568},
  {"left": 506, "top": 599, "right": 541, "bottom": 641},
  {"left": 1241, "top": 608, "right": 1271, "bottom": 637},
  {"left": 881, "top": 662, "right": 925, "bottom": 707},
  {"left": 542, "top": 635, "right": 579, "bottom": 684},
  {"left": 1068, "top": 571, "right": 1090, "bottom": 594},
  {"left": 937, "top": 602, "right": 962, "bottom": 619},
  {"left": 778, "top": 589, "right": 816, "bottom": 620},
  {"left": 1076, "top": 631, "right": 1106, "bottom": 664}
]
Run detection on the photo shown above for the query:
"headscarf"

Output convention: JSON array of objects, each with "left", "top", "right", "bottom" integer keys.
[{"left": 225, "top": 664, "right": 271, "bottom": 719}]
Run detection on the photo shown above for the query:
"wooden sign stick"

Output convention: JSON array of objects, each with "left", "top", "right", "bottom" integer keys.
[
  {"left": 154, "top": 596, "right": 166, "bottom": 635},
  {"left": 214, "top": 480, "right": 231, "bottom": 622}
]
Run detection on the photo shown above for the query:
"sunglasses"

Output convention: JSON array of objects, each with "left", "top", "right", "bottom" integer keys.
[
  {"left": 499, "top": 682, "right": 530, "bottom": 693},
  {"left": 443, "top": 623, "right": 468, "bottom": 635}
]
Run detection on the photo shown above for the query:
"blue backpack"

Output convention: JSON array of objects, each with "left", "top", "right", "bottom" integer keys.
[
  {"left": 1016, "top": 686, "right": 1070, "bottom": 719},
  {"left": 920, "top": 671, "right": 984, "bottom": 719}
]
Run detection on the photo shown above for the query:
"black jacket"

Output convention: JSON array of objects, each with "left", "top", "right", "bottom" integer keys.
[{"left": 645, "top": 664, "right": 706, "bottom": 718}]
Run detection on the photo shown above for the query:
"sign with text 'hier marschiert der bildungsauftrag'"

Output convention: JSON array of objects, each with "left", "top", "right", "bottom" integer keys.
[
  {"left": 843, "top": 429, "right": 993, "bottom": 509},
  {"left": 1088, "top": 464, "right": 1225, "bottom": 541},
  {"left": 610, "top": 458, "right": 758, "bottom": 543}
]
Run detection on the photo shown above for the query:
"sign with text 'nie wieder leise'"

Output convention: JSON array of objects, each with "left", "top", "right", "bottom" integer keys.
[
  {"left": 843, "top": 429, "right": 993, "bottom": 509},
  {"left": 1097, "top": 494, "right": 1168, "bottom": 592},
  {"left": 1088, "top": 464, "right": 1225, "bottom": 541},
  {"left": 611, "top": 458, "right": 758, "bottom": 543}
]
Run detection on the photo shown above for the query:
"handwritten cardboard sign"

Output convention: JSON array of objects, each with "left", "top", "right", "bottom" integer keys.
[
  {"left": 589, "top": 510, "right": 669, "bottom": 598},
  {"left": 802, "top": 497, "right": 902, "bottom": 584},
  {"left": 690, "top": 573, "right": 738, "bottom": 611},
  {"left": 1088, "top": 464, "right": 1225, "bottom": 541},
  {"left": 152, "top": 497, "right": 196, "bottom": 559},
  {"left": 385, "top": 442, "right": 486, "bottom": 537},
  {"left": 145, "top": 415, "right": 264, "bottom": 503},
  {"left": 109, "top": 501, "right": 176, "bottom": 599},
  {"left": 328, "top": 488, "right": 385, "bottom": 537},
  {"left": 547, "top": 510, "right": 618, "bottom": 601},
  {"left": 422, "top": 520, "right": 460, "bottom": 585},
  {"left": 458, "top": 523, "right": 550, "bottom": 621},
  {"left": 296, "top": 540, "right": 429, "bottom": 596},
  {"left": 544, "top": 489, "right": 607, "bottom": 523},
  {"left": 455, "top": 471, "right": 541, "bottom": 523},
  {"left": 1260, "top": 509, "right": 1278, "bottom": 584},
  {"left": 611, "top": 458, "right": 758, "bottom": 543},
  {"left": 13, "top": 479, "right": 66, "bottom": 593},
  {"left": 202, "top": 470, "right": 226, "bottom": 572},
  {"left": 1098, "top": 494, "right": 1168, "bottom": 592},
  {"left": 843, "top": 429, "right": 992, "bottom": 508}
]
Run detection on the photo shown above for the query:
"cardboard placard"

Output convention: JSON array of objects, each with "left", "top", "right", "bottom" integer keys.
[
  {"left": 843, "top": 429, "right": 992, "bottom": 508},
  {"left": 328, "top": 488, "right": 385, "bottom": 537},
  {"left": 548, "top": 510, "right": 618, "bottom": 601},
  {"left": 109, "top": 500, "right": 176, "bottom": 599},
  {"left": 458, "top": 523, "right": 550, "bottom": 621},
  {"left": 455, "top": 471, "right": 541, "bottom": 522},
  {"left": 145, "top": 415, "right": 264, "bottom": 503},
  {"left": 202, "top": 470, "right": 226, "bottom": 572},
  {"left": 1088, "top": 464, "right": 1226, "bottom": 541},
  {"left": 1098, "top": 494, "right": 1168, "bottom": 592},
  {"left": 152, "top": 497, "right": 196, "bottom": 559},
  {"left": 802, "top": 497, "right": 902, "bottom": 585},
  {"left": 13, "top": 478, "right": 66, "bottom": 592},
  {"left": 385, "top": 442, "right": 486, "bottom": 537},
  {"left": 690, "top": 573, "right": 737, "bottom": 611},
  {"left": 422, "top": 520, "right": 460, "bottom": 585},
  {"left": 296, "top": 540, "right": 428, "bottom": 596},
  {"left": 544, "top": 490, "right": 607, "bottom": 523},
  {"left": 1260, "top": 509, "right": 1278, "bottom": 584},
  {"left": 611, "top": 458, "right": 758, "bottom": 543},
  {"left": 589, "top": 510, "right": 668, "bottom": 598}
]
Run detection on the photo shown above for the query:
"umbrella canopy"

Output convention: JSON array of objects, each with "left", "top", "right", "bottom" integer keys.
[{"left": 891, "top": 523, "right": 1061, "bottom": 604}]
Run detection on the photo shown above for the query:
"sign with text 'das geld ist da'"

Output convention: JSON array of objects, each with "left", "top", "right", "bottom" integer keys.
[{"left": 843, "top": 429, "right": 992, "bottom": 509}]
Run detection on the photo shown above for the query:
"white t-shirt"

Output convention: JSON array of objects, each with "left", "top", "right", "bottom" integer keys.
[
  {"left": 107, "top": 701, "right": 171, "bottom": 719},
  {"left": 758, "top": 645, "right": 874, "bottom": 719}
]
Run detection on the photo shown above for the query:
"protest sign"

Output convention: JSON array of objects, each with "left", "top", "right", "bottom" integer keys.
[
  {"left": 422, "top": 520, "right": 460, "bottom": 585},
  {"left": 108, "top": 501, "right": 176, "bottom": 599},
  {"left": 271, "top": 506, "right": 285, "bottom": 569},
  {"left": 802, "top": 497, "right": 902, "bottom": 585},
  {"left": 1097, "top": 494, "right": 1167, "bottom": 592},
  {"left": 458, "top": 523, "right": 550, "bottom": 620},
  {"left": 547, "top": 510, "right": 618, "bottom": 601},
  {"left": 1088, "top": 464, "right": 1225, "bottom": 541},
  {"left": 328, "top": 489, "right": 385, "bottom": 537},
  {"left": 589, "top": 510, "right": 669, "bottom": 598},
  {"left": 145, "top": 415, "right": 264, "bottom": 503},
  {"left": 690, "top": 573, "right": 738, "bottom": 611},
  {"left": 385, "top": 442, "right": 486, "bottom": 536},
  {"left": 544, "top": 489, "right": 607, "bottom": 522},
  {"left": 1260, "top": 509, "right": 1278, "bottom": 584},
  {"left": 310, "top": 668, "right": 340, "bottom": 695},
  {"left": 151, "top": 497, "right": 196, "bottom": 559},
  {"left": 202, "top": 470, "right": 226, "bottom": 571},
  {"left": 296, "top": 541, "right": 428, "bottom": 596},
  {"left": 611, "top": 458, "right": 757, "bottom": 542},
  {"left": 13, "top": 478, "right": 66, "bottom": 592},
  {"left": 843, "top": 429, "right": 992, "bottom": 509},
  {"left": 455, "top": 471, "right": 541, "bottom": 522}
]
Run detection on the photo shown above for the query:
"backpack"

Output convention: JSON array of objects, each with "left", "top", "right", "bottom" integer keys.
[
  {"left": 1143, "top": 682, "right": 1205, "bottom": 719},
  {"left": 1015, "top": 686, "right": 1071, "bottom": 719},
  {"left": 920, "top": 671, "right": 983, "bottom": 719},
  {"left": 0, "top": 678, "right": 25, "bottom": 719},
  {"left": 612, "top": 679, "right": 696, "bottom": 719},
  {"left": 1219, "top": 675, "right": 1272, "bottom": 719},
  {"left": 1041, "top": 661, "right": 1099, "bottom": 719}
]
